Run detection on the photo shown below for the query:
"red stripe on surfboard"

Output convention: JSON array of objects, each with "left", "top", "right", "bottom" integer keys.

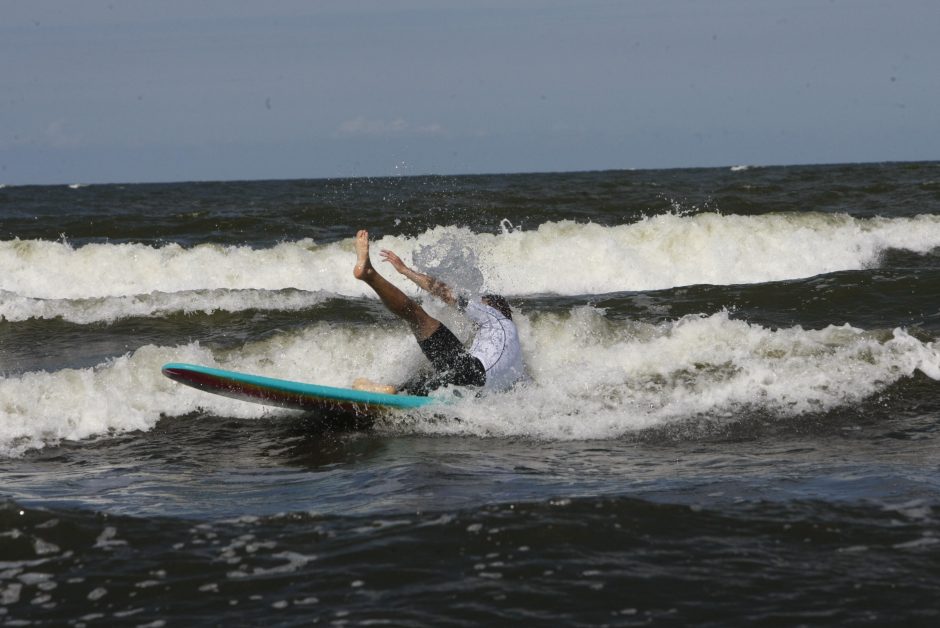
[{"left": 162, "top": 367, "right": 379, "bottom": 415}]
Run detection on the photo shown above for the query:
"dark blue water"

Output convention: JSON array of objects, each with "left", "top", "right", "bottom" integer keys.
[{"left": 2, "top": 162, "right": 940, "bottom": 625}]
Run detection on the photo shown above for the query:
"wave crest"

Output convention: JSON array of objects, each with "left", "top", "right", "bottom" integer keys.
[
  {"left": 3, "top": 214, "right": 939, "bottom": 301},
  {"left": 2, "top": 311, "right": 937, "bottom": 456}
]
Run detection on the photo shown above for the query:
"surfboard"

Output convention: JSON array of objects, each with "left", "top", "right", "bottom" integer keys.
[{"left": 161, "top": 363, "right": 436, "bottom": 415}]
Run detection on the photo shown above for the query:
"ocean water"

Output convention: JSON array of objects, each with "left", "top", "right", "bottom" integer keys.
[{"left": 2, "top": 162, "right": 940, "bottom": 625}]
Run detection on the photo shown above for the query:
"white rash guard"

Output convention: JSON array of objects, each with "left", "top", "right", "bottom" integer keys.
[{"left": 461, "top": 299, "right": 527, "bottom": 392}]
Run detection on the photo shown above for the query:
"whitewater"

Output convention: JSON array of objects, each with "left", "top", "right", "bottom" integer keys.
[
  {"left": 3, "top": 213, "right": 940, "bottom": 323},
  {"left": 3, "top": 164, "right": 940, "bottom": 627},
  {"left": 3, "top": 211, "right": 940, "bottom": 456}
]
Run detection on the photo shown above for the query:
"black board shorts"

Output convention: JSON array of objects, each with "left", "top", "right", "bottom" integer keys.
[{"left": 399, "top": 325, "right": 486, "bottom": 396}]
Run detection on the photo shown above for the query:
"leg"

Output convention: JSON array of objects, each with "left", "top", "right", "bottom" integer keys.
[
  {"left": 353, "top": 230, "right": 441, "bottom": 341},
  {"left": 351, "top": 377, "right": 398, "bottom": 395},
  {"left": 351, "top": 230, "right": 442, "bottom": 394}
]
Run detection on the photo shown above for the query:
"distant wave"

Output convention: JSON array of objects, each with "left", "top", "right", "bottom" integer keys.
[
  {"left": 2, "top": 311, "right": 938, "bottom": 456},
  {"left": 0, "top": 288, "right": 330, "bottom": 324},
  {"left": 2, "top": 213, "right": 940, "bottom": 322}
]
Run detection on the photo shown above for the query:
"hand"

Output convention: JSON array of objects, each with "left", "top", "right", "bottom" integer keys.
[{"left": 380, "top": 249, "right": 409, "bottom": 274}]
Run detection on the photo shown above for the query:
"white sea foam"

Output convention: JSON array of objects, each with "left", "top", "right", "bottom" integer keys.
[
  {"left": 0, "top": 289, "right": 331, "bottom": 324},
  {"left": 1, "top": 310, "right": 938, "bottom": 456},
  {"left": 2, "top": 213, "right": 940, "bottom": 324},
  {"left": 399, "top": 309, "right": 940, "bottom": 440},
  {"left": 0, "top": 238, "right": 352, "bottom": 301},
  {"left": 0, "top": 321, "right": 424, "bottom": 457}
]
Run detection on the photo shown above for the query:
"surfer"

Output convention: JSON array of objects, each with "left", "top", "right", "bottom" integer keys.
[{"left": 352, "top": 230, "right": 525, "bottom": 396}]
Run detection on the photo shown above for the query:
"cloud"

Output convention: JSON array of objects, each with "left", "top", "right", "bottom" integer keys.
[{"left": 336, "top": 117, "right": 446, "bottom": 138}]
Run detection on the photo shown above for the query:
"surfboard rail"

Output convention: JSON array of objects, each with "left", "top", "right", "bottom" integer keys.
[{"left": 161, "top": 362, "right": 435, "bottom": 414}]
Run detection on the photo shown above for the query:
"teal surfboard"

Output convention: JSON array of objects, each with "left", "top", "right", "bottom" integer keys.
[{"left": 162, "top": 363, "right": 435, "bottom": 415}]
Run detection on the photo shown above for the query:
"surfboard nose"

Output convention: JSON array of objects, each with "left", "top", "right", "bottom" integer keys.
[{"left": 161, "top": 363, "right": 193, "bottom": 383}]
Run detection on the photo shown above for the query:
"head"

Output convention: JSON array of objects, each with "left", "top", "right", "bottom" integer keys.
[{"left": 482, "top": 294, "right": 512, "bottom": 320}]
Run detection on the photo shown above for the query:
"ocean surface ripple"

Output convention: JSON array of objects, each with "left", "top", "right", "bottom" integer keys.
[{"left": 2, "top": 162, "right": 940, "bottom": 624}]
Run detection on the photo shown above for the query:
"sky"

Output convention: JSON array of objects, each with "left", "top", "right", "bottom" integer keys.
[{"left": 1, "top": 0, "right": 938, "bottom": 185}]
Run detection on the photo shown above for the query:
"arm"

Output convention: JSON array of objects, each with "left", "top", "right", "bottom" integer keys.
[{"left": 380, "top": 249, "right": 457, "bottom": 306}]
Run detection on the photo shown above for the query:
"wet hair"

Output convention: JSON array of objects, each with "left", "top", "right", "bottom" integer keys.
[{"left": 482, "top": 294, "right": 512, "bottom": 320}]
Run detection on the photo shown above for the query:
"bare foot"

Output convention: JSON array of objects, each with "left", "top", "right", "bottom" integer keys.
[
  {"left": 353, "top": 230, "right": 374, "bottom": 281},
  {"left": 352, "top": 377, "right": 397, "bottom": 395}
]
